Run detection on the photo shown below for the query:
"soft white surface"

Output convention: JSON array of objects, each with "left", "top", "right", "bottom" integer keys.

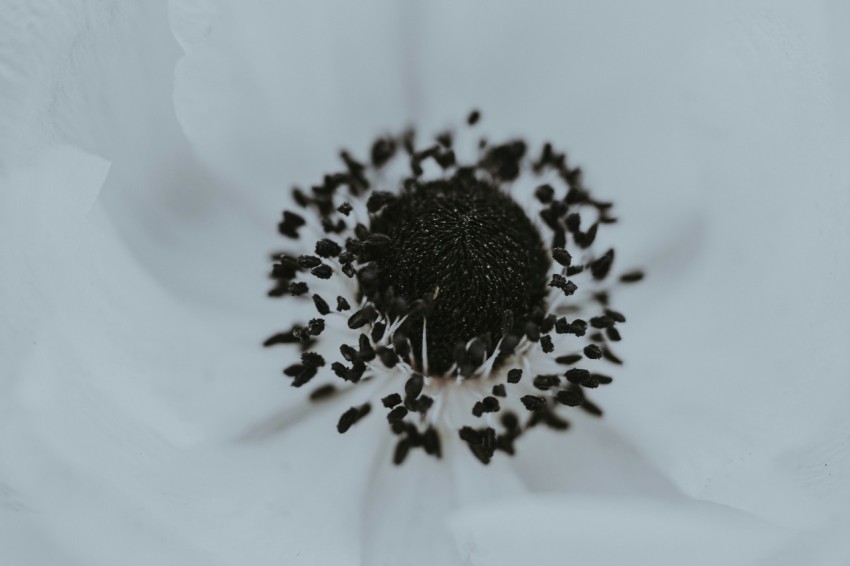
[{"left": 1, "top": 1, "right": 849, "bottom": 565}]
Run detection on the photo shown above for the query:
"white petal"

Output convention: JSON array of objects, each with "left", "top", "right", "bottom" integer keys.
[
  {"left": 450, "top": 494, "right": 788, "bottom": 566},
  {"left": 0, "top": 1, "right": 182, "bottom": 167},
  {"left": 171, "top": 0, "right": 412, "bottom": 191}
]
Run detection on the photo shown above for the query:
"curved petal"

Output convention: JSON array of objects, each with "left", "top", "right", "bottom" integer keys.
[
  {"left": 0, "top": 1, "right": 182, "bottom": 168},
  {"left": 449, "top": 494, "right": 789, "bottom": 566},
  {"left": 171, "top": 0, "right": 412, "bottom": 193}
]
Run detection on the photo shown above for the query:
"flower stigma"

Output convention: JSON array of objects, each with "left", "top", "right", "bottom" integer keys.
[{"left": 265, "top": 111, "right": 644, "bottom": 465}]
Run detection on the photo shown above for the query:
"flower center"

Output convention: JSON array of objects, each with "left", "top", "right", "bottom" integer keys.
[{"left": 369, "top": 176, "right": 550, "bottom": 376}]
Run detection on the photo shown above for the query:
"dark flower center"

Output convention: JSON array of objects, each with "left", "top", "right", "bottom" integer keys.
[{"left": 370, "top": 175, "right": 550, "bottom": 375}]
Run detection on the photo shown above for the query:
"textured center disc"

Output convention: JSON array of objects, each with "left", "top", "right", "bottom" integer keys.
[{"left": 370, "top": 176, "right": 550, "bottom": 375}]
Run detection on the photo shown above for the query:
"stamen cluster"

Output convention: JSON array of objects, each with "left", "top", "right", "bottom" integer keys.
[{"left": 265, "top": 111, "right": 643, "bottom": 464}]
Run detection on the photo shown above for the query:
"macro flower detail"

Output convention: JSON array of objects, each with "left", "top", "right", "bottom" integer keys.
[{"left": 265, "top": 111, "right": 643, "bottom": 465}]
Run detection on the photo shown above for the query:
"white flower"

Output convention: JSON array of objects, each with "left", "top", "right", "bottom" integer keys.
[{"left": 2, "top": 1, "right": 849, "bottom": 565}]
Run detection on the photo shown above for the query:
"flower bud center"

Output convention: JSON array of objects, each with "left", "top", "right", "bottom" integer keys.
[{"left": 370, "top": 176, "right": 550, "bottom": 375}]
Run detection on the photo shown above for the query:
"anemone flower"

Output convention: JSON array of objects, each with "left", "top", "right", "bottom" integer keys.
[{"left": 2, "top": 1, "right": 849, "bottom": 566}]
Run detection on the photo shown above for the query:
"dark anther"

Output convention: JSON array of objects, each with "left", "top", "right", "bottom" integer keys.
[
  {"left": 423, "top": 427, "right": 441, "bottom": 457},
  {"left": 315, "top": 238, "right": 342, "bottom": 258},
  {"left": 309, "top": 384, "right": 337, "bottom": 401},
  {"left": 288, "top": 281, "right": 308, "bottom": 296},
  {"left": 525, "top": 322, "right": 541, "bottom": 342},
  {"left": 499, "top": 334, "right": 520, "bottom": 356},
  {"left": 435, "top": 149, "right": 456, "bottom": 168},
  {"left": 606, "top": 327, "right": 622, "bottom": 341},
  {"left": 370, "top": 321, "right": 386, "bottom": 343},
  {"left": 583, "top": 344, "right": 603, "bottom": 359},
  {"left": 590, "top": 316, "right": 615, "bottom": 329},
  {"left": 556, "top": 354, "right": 583, "bottom": 365},
  {"left": 271, "top": 255, "right": 298, "bottom": 279},
  {"left": 367, "top": 191, "right": 396, "bottom": 213},
  {"left": 312, "top": 294, "right": 330, "bottom": 315},
  {"left": 393, "top": 333, "right": 411, "bottom": 359},
  {"left": 467, "top": 110, "right": 481, "bottom": 125},
  {"left": 378, "top": 347, "right": 399, "bottom": 367},
  {"left": 566, "top": 213, "right": 581, "bottom": 233},
  {"left": 555, "top": 317, "right": 570, "bottom": 334},
  {"left": 552, "top": 247, "right": 572, "bottom": 267},
  {"left": 459, "top": 426, "right": 496, "bottom": 464},
  {"left": 321, "top": 217, "right": 347, "bottom": 234},
  {"left": 605, "top": 309, "right": 626, "bottom": 323},
  {"left": 263, "top": 330, "right": 300, "bottom": 347},
  {"left": 331, "top": 361, "right": 348, "bottom": 379},
  {"left": 566, "top": 265, "right": 584, "bottom": 276},
  {"left": 521, "top": 395, "right": 547, "bottom": 413},
  {"left": 535, "top": 184, "right": 555, "bottom": 203},
  {"left": 482, "top": 396, "right": 500, "bottom": 413},
  {"left": 550, "top": 274, "right": 578, "bottom": 296},
  {"left": 620, "top": 270, "right": 645, "bottom": 283},
  {"left": 482, "top": 140, "right": 527, "bottom": 181},
  {"left": 472, "top": 402, "right": 484, "bottom": 417},
  {"left": 569, "top": 319, "right": 588, "bottom": 336},
  {"left": 284, "top": 364, "right": 317, "bottom": 387},
  {"left": 292, "top": 187, "right": 309, "bottom": 207},
  {"left": 540, "top": 335, "right": 554, "bottom": 353},
  {"left": 405, "top": 373, "right": 425, "bottom": 399},
  {"left": 371, "top": 138, "right": 397, "bottom": 168},
  {"left": 507, "top": 368, "right": 523, "bottom": 383},
  {"left": 575, "top": 222, "right": 599, "bottom": 248},
  {"left": 533, "top": 374, "right": 560, "bottom": 391},
  {"left": 556, "top": 386, "right": 584, "bottom": 407},
  {"left": 413, "top": 395, "right": 434, "bottom": 414},
  {"left": 358, "top": 334, "right": 375, "bottom": 361},
  {"left": 291, "top": 327, "right": 311, "bottom": 342},
  {"left": 336, "top": 296, "right": 351, "bottom": 312},
  {"left": 590, "top": 249, "right": 615, "bottom": 280},
  {"left": 366, "top": 233, "right": 392, "bottom": 248},
  {"left": 501, "top": 412, "right": 519, "bottom": 430},
  {"left": 311, "top": 264, "right": 333, "bottom": 279},
  {"left": 393, "top": 439, "right": 411, "bottom": 465},
  {"left": 381, "top": 394, "right": 402, "bottom": 409},
  {"left": 492, "top": 384, "right": 507, "bottom": 397},
  {"left": 306, "top": 318, "right": 325, "bottom": 337},
  {"left": 337, "top": 201, "right": 353, "bottom": 216},
  {"left": 348, "top": 306, "right": 376, "bottom": 329},
  {"left": 278, "top": 210, "right": 306, "bottom": 238},
  {"left": 301, "top": 352, "right": 325, "bottom": 368},
  {"left": 354, "top": 223, "right": 370, "bottom": 241},
  {"left": 565, "top": 368, "right": 593, "bottom": 387},
  {"left": 340, "top": 344, "right": 357, "bottom": 362},
  {"left": 387, "top": 406, "right": 408, "bottom": 424},
  {"left": 593, "top": 373, "right": 614, "bottom": 385},
  {"left": 337, "top": 403, "right": 371, "bottom": 433}
]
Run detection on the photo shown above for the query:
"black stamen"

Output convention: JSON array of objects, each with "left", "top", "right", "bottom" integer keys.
[
  {"left": 507, "top": 368, "right": 523, "bottom": 383},
  {"left": 583, "top": 344, "right": 603, "bottom": 359},
  {"left": 312, "top": 294, "right": 330, "bottom": 315},
  {"left": 382, "top": 393, "right": 402, "bottom": 408},
  {"left": 337, "top": 403, "right": 371, "bottom": 433}
]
